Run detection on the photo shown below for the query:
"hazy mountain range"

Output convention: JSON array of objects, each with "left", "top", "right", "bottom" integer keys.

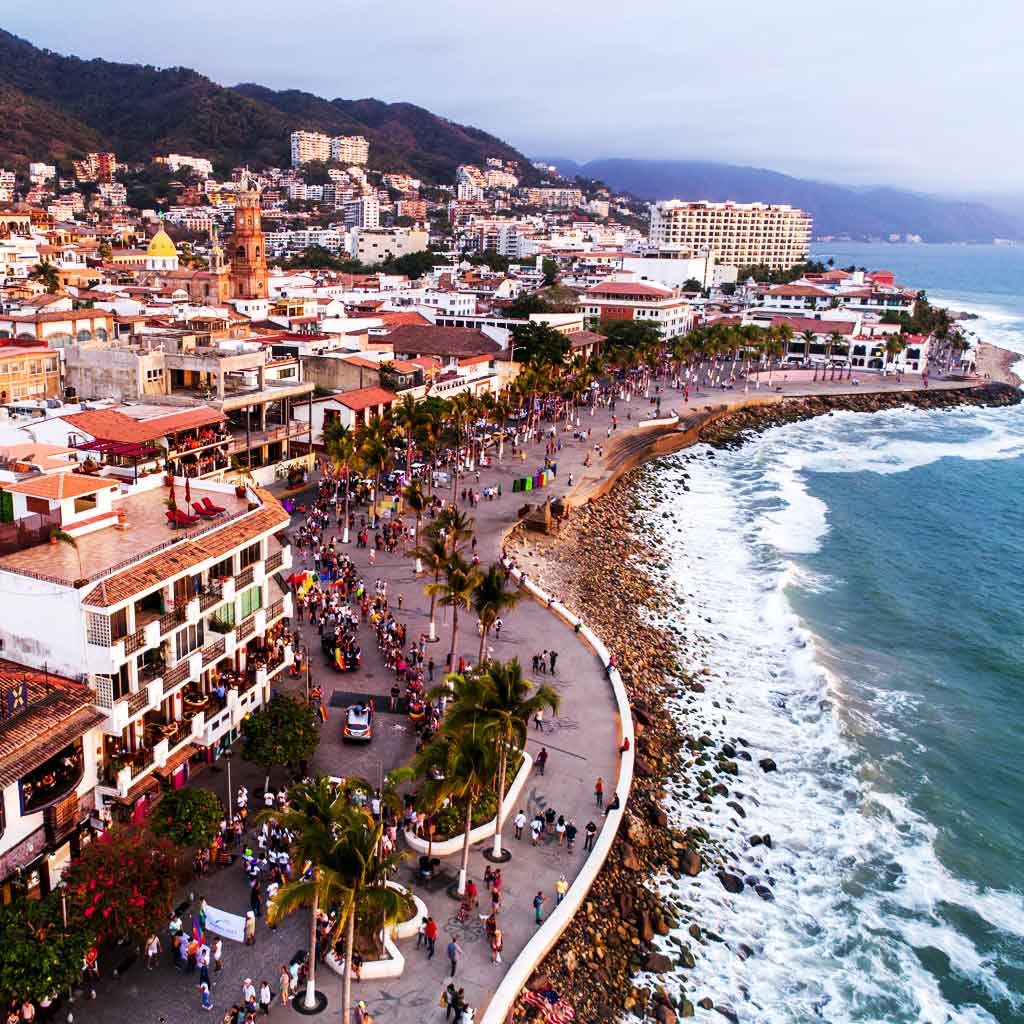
[{"left": 546, "top": 158, "right": 1022, "bottom": 243}]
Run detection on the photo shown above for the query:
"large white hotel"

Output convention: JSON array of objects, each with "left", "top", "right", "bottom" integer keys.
[
  {"left": 649, "top": 199, "right": 812, "bottom": 271},
  {"left": 290, "top": 130, "right": 369, "bottom": 168}
]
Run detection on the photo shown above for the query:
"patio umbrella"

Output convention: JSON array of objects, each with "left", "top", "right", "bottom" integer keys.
[
  {"left": 184, "top": 476, "right": 192, "bottom": 506},
  {"left": 167, "top": 473, "right": 176, "bottom": 509}
]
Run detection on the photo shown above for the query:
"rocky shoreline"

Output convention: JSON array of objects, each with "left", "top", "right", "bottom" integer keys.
[{"left": 505, "top": 380, "right": 1022, "bottom": 1024}]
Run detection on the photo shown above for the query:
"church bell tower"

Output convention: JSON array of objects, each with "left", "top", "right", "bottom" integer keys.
[{"left": 229, "top": 176, "right": 269, "bottom": 300}]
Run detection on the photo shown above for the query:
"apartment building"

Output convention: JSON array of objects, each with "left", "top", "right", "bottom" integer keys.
[
  {"left": 290, "top": 130, "right": 332, "bottom": 167},
  {"left": 649, "top": 200, "right": 812, "bottom": 271},
  {"left": 344, "top": 197, "right": 381, "bottom": 230},
  {"left": 157, "top": 154, "right": 214, "bottom": 178},
  {"left": 0, "top": 467, "right": 293, "bottom": 824},
  {"left": 579, "top": 275, "right": 693, "bottom": 338},
  {"left": 352, "top": 226, "right": 428, "bottom": 264},
  {"left": 330, "top": 135, "right": 369, "bottom": 166},
  {"left": 520, "top": 187, "right": 584, "bottom": 209},
  {"left": 72, "top": 152, "right": 118, "bottom": 183},
  {"left": 0, "top": 344, "right": 61, "bottom": 404}
]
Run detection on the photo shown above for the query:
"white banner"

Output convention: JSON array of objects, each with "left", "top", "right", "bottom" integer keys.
[{"left": 203, "top": 904, "right": 246, "bottom": 943}]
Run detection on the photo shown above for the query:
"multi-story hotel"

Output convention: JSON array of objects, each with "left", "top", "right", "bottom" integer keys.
[
  {"left": 649, "top": 200, "right": 812, "bottom": 271},
  {"left": 290, "top": 131, "right": 370, "bottom": 168},
  {"left": 0, "top": 461, "right": 294, "bottom": 841},
  {"left": 579, "top": 275, "right": 694, "bottom": 338}
]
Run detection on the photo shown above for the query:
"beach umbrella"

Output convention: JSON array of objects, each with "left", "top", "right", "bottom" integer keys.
[{"left": 185, "top": 476, "right": 192, "bottom": 506}]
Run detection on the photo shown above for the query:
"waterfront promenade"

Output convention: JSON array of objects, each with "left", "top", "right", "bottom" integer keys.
[{"left": 64, "top": 371, "right": 989, "bottom": 1024}]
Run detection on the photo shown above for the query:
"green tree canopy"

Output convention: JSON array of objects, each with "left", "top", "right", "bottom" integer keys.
[
  {"left": 242, "top": 693, "right": 320, "bottom": 774},
  {"left": 0, "top": 893, "right": 93, "bottom": 1005},
  {"left": 602, "top": 319, "right": 662, "bottom": 350},
  {"left": 151, "top": 786, "right": 224, "bottom": 848},
  {"left": 505, "top": 292, "right": 551, "bottom": 319},
  {"left": 381, "top": 249, "right": 450, "bottom": 279},
  {"left": 541, "top": 257, "right": 559, "bottom": 285},
  {"left": 510, "top": 321, "right": 570, "bottom": 367}
]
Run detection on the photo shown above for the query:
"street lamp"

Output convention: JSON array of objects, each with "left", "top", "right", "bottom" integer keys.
[{"left": 223, "top": 749, "right": 233, "bottom": 821}]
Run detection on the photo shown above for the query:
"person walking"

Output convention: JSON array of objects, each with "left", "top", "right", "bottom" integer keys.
[
  {"left": 555, "top": 815, "right": 566, "bottom": 844},
  {"left": 244, "top": 910, "right": 256, "bottom": 946},
  {"left": 536, "top": 747, "right": 548, "bottom": 776},
  {"left": 198, "top": 943, "right": 211, "bottom": 986},
  {"left": 566, "top": 819, "right": 578, "bottom": 852},
  {"left": 145, "top": 933, "right": 161, "bottom": 970},
  {"left": 213, "top": 937, "right": 222, "bottom": 973},
  {"left": 491, "top": 925, "right": 503, "bottom": 965},
  {"left": 513, "top": 809, "right": 527, "bottom": 840},
  {"left": 584, "top": 820, "right": 597, "bottom": 851},
  {"left": 594, "top": 776, "right": 604, "bottom": 808},
  {"left": 446, "top": 938, "right": 463, "bottom": 977},
  {"left": 533, "top": 891, "right": 547, "bottom": 925},
  {"left": 549, "top": 650, "right": 558, "bottom": 674},
  {"left": 444, "top": 983, "right": 458, "bottom": 1021},
  {"left": 425, "top": 916, "right": 438, "bottom": 958},
  {"left": 533, "top": 708, "right": 544, "bottom": 731},
  {"left": 279, "top": 965, "right": 291, "bottom": 1007},
  {"left": 530, "top": 816, "right": 543, "bottom": 846},
  {"left": 199, "top": 981, "right": 213, "bottom": 1011},
  {"left": 417, "top": 916, "right": 427, "bottom": 949}
]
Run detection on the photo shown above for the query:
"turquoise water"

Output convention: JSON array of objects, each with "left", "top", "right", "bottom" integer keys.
[{"left": 644, "top": 403, "right": 1024, "bottom": 1022}]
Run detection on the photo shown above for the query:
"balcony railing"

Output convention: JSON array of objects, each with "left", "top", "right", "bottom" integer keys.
[
  {"left": 164, "top": 719, "right": 192, "bottom": 749},
  {"left": 127, "top": 687, "right": 151, "bottom": 717},
  {"left": 235, "top": 616, "right": 256, "bottom": 643},
  {"left": 162, "top": 662, "right": 191, "bottom": 695},
  {"left": 202, "top": 637, "right": 226, "bottom": 667},
  {"left": 266, "top": 598, "right": 284, "bottom": 622},
  {"left": 199, "top": 582, "right": 224, "bottom": 611},
  {"left": 236, "top": 566, "right": 255, "bottom": 590},
  {"left": 265, "top": 551, "right": 283, "bottom": 573},
  {"left": 159, "top": 609, "right": 183, "bottom": 635},
  {"left": 124, "top": 628, "right": 146, "bottom": 656}
]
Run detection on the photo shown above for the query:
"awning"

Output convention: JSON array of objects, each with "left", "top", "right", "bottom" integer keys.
[
  {"left": 112, "top": 772, "right": 160, "bottom": 805},
  {"left": 153, "top": 743, "right": 197, "bottom": 779}
]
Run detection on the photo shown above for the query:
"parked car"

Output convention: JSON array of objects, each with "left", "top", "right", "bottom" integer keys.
[{"left": 343, "top": 704, "right": 373, "bottom": 742}]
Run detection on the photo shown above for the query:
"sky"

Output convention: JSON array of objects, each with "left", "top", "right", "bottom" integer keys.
[{"left": 6, "top": 0, "right": 1023, "bottom": 195}]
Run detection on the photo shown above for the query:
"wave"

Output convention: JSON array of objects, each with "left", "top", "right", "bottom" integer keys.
[{"left": 634, "top": 409, "right": 1024, "bottom": 1023}]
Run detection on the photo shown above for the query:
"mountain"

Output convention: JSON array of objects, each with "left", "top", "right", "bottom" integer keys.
[
  {"left": 540, "top": 157, "right": 1022, "bottom": 243},
  {"left": 0, "top": 30, "right": 531, "bottom": 181}
]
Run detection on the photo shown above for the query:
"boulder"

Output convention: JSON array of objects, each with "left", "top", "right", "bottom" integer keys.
[
  {"left": 726, "top": 801, "right": 746, "bottom": 819},
  {"left": 643, "top": 952, "right": 674, "bottom": 973},
  {"left": 762, "top": 833, "right": 773, "bottom": 849},
  {"left": 649, "top": 806, "right": 669, "bottom": 829},
  {"left": 527, "top": 974, "right": 552, "bottom": 992},
  {"left": 698, "top": 998, "right": 714, "bottom": 1010},
  {"left": 716, "top": 871, "right": 744, "bottom": 894},
  {"left": 680, "top": 849, "right": 702, "bottom": 876},
  {"left": 749, "top": 834, "right": 763, "bottom": 847},
  {"left": 637, "top": 910, "right": 654, "bottom": 942},
  {"left": 754, "top": 884, "right": 775, "bottom": 902},
  {"left": 716, "top": 1006, "right": 740, "bottom": 1024},
  {"left": 758, "top": 758, "right": 777, "bottom": 773},
  {"left": 679, "top": 999, "right": 696, "bottom": 1018},
  {"left": 621, "top": 843, "right": 642, "bottom": 872},
  {"left": 654, "top": 1006, "right": 676, "bottom": 1024}
]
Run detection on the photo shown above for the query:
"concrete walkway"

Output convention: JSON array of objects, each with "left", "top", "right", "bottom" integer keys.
[{"left": 66, "top": 370, "right": 979, "bottom": 1024}]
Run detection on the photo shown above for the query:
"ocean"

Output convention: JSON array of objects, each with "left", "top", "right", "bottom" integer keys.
[{"left": 636, "top": 246, "right": 1024, "bottom": 1022}]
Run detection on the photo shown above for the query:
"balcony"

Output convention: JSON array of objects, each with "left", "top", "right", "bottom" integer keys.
[
  {"left": 235, "top": 615, "right": 256, "bottom": 643},
  {"left": 198, "top": 581, "right": 224, "bottom": 611},
  {"left": 161, "top": 661, "right": 191, "bottom": 696},
  {"left": 265, "top": 550, "right": 283, "bottom": 573},
  {"left": 202, "top": 636, "right": 226, "bottom": 667},
  {"left": 236, "top": 565, "right": 255, "bottom": 590},
  {"left": 20, "top": 740, "right": 85, "bottom": 815}
]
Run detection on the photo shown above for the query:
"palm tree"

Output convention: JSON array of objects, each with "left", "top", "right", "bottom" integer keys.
[
  {"left": 29, "top": 260, "right": 60, "bottom": 294},
  {"left": 801, "top": 329, "right": 816, "bottom": 365},
  {"left": 326, "top": 424, "right": 358, "bottom": 543},
  {"left": 258, "top": 777, "right": 348, "bottom": 1011},
  {"left": 425, "top": 552, "right": 481, "bottom": 670},
  {"left": 411, "top": 534, "right": 448, "bottom": 641},
  {"left": 471, "top": 563, "right": 521, "bottom": 662},
  {"left": 406, "top": 721, "right": 500, "bottom": 895},
  {"left": 432, "top": 505, "right": 474, "bottom": 555},
  {"left": 356, "top": 415, "right": 393, "bottom": 527},
  {"left": 443, "top": 659, "right": 560, "bottom": 860},
  {"left": 885, "top": 333, "right": 907, "bottom": 373},
  {"left": 50, "top": 528, "right": 83, "bottom": 580},
  {"left": 490, "top": 391, "right": 514, "bottom": 460},
  {"left": 827, "top": 332, "right": 843, "bottom": 380},
  {"left": 402, "top": 481, "right": 427, "bottom": 566},
  {"left": 392, "top": 393, "right": 421, "bottom": 482}
]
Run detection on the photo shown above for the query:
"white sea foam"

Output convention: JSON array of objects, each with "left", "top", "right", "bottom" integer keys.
[{"left": 633, "top": 407, "right": 1024, "bottom": 1023}]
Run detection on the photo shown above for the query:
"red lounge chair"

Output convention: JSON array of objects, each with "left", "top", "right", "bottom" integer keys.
[
  {"left": 172, "top": 509, "right": 200, "bottom": 527},
  {"left": 165, "top": 510, "right": 179, "bottom": 528},
  {"left": 192, "top": 501, "right": 217, "bottom": 519},
  {"left": 202, "top": 496, "right": 227, "bottom": 515}
]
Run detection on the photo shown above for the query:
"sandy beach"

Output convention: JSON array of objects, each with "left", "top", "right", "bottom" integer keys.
[{"left": 974, "top": 341, "right": 1022, "bottom": 386}]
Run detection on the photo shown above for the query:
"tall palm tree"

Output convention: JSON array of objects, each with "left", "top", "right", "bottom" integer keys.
[
  {"left": 801, "top": 329, "right": 816, "bottom": 365},
  {"left": 257, "top": 777, "right": 348, "bottom": 1011},
  {"left": 432, "top": 505, "right": 474, "bottom": 554},
  {"left": 402, "top": 481, "right": 427, "bottom": 566},
  {"left": 29, "top": 260, "right": 60, "bottom": 294},
  {"left": 405, "top": 721, "right": 500, "bottom": 895},
  {"left": 827, "top": 331, "right": 843, "bottom": 380},
  {"left": 425, "top": 552, "right": 481, "bottom": 669},
  {"left": 326, "top": 424, "right": 358, "bottom": 543},
  {"left": 356, "top": 414, "right": 393, "bottom": 527},
  {"left": 392, "top": 393, "right": 421, "bottom": 482},
  {"left": 491, "top": 391, "right": 514, "bottom": 460},
  {"left": 411, "top": 534, "right": 448, "bottom": 641},
  {"left": 471, "top": 563, "right": 521, "bottom": 662},
  {"left": 443, "top": 659, "right": 560, "bottom": 860}
]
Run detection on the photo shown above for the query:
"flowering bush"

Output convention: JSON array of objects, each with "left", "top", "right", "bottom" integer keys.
[
  {"left": 64, "top": 827, "right": 180, "bottom": 942},
  {"left": 151, "top": 787, "right": 224, "bottom": 848}
]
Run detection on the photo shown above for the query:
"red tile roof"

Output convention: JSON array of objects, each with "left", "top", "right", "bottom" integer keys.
[
  {"left": 63, "top": 406, "right": 226, "bottom": 444},
  {"left": 4, "top": 473, "right": 118, "bottom": 501},
  {"left": 765, "top": 285, "right": 830, "bottom": 297},
  {"left": 386, "top": 325, "right": 502, "bottom": 358},
  {"left": 336, "top": 387, "right": 399, "bottom": 412},
  {"left": 584, "top": 281, "right": 674, "bottom": 298}
]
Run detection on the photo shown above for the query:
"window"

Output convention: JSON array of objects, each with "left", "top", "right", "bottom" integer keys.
[
  {"left": 240, "top": 585, "right": 262, "bottom": 618},
  {"left": 239, "top": 542, "right": 261, "bottom": 570},
  {"left": 110, "top": 607, "right": 128, "bottom": 642},
  {"left": 86, "top": 612, "right": 111, "bottom": 646},
  {"left": 73, "top": 493, "right": 97, "bottom": 515},
  {"left": 175, "top": 621, "right": 205, "bottom": 661}
]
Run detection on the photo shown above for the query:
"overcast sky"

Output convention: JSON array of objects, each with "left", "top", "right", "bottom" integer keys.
[{"left": 6, "top": 0, "right": 1022, "bottom": 194}]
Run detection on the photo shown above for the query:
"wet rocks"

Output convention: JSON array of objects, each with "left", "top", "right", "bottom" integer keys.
[
  {"left": 643, "top": 952, "right": 674, "bottom": 973},
  {"left": 716, "top": 871, "right": 745, "bottom": 894},
  {"left": 758, "top": 758, "right": 777, "bottom": 773}
]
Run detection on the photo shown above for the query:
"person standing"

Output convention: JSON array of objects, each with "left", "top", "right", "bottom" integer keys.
[
  {"left": 533, "top": 891, "right": 546, "bottom": 925},
  {"left": 513, "top": 809, "right": 527, "bottom": 840},
  {"left": 279, "top": 965, "right": 291, "bottom": 1007},
  {"left": 198, "top": 943, "right": 211, "bottom": 986},
  {"left": 491, "top": 925, "right": 503, "bottom": 965},
  {"left": 446, "top": 937, "right": 463, "bottom": 977},
  {"left": 566, "top": 819, "right": 578, "bottom": 852},
  {"left": 425, "top": 916, "right": 438, "bottom": 958},
  {"left": 536, "top": 747, "right": 548, "bottom": 776},
  {"left": 555, "top": 875, "right": 569, "bottom": 905},
  {"left": 594, "top": 776, "right": 604, "bottom": 808},
  {"left": 584, "top": 820, "right": 597, "bottom": 852},
  {"left": 145, "top": 933, "right": 161, "bottom": 970},
  {"left": 199, "top": 981, "right": 213, "bottom": 1011},
  {"left": 443, "top": 983, "right": 458, "bottom": 1021},
  {"left": 244, "top": 910, "right": 256, "bottom": 946},
  {"left": 259, "top": 980, "right": 273, "bottom": 1016},
  {"left": 465, "top": 878, "right": 478, "bottom": 909},
  {"left": 533, "top": 708, "right": 544, "bottom": 731},
  {"left": 549, "top": 650, "right": 558, "bottom": 674},
  {"left": 213, "top": 937, "right": 223, "bottom": 973}
]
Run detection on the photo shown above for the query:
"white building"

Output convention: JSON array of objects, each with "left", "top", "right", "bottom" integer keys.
[
  {"left": 329, "top": 135, "right": 369, "bottom": 166},
  {"left": 160, "top": 154, "right": 214, "bottom": 178},
  {"left": 344, "top": 197, "right": 381, "bottom": 230},
  {"left": 351, "top": 227, "right": 428, "bottom": 264},
  {"left": 649, "top": 200, "right": 812, "bottom": 271},
  {"left": 290, "top": 130, "right": 332, "bottom": 167},
  {"left": 579, "top": 274, "right": 693, "bottom": 338}
]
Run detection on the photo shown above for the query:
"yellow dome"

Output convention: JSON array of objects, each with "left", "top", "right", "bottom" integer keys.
[{"left": 146, "top": 227, "right": 178, "bottom": 258}]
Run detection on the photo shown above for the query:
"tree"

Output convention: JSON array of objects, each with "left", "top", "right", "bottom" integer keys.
[
  {"left": 286, "top": 245, "right": 349, "bottom": 270},
  {"left": 541, "top": 257, "right": 559, "bottom": 286},
  {"left": 510, "top": 321, "right": 570, "bottom": 368},
  {"left": 242, "top": 693, "right": 320, "bottom": 789},
  {"left": 29, "top": 260, "right": 60, "bottom": 294},
  {"left": 425, "top": 551, "right": 481, "bottom": 669},
  {"left": 405, "top": 722, "right": 500, "bottom": 894},
  {"left": 443, "top": 658, "right": 559, "bottom": 860},
  {"left": 505, "top": 293, "right": 551, "bottom": 319},
  {"left": 392, "top": 393, "right": 422, "bottom": 481},
  {"left": 64, "top": 828, "right": 179, "bottom": 943},
  {"left": 682, "top": 277, "right": 704, "bottom": 292},
  {"left": 151, "top": 787, "right": 224, "bottom": 848},
  {"left": 356, "top": 414, "right": 394, "bottom": 526},
  {"left": 602, "top": 319, "right": 663, "bottom": 352},
  {"left": 325, "top": 423, "right": 358, "bottom": 543},
  {"left": 402, "top": 481, "right": 427, "bottom": 555},
  {"left": 471, "top": 563, "right": 521, "bottom": 662},
  {"left": 261, "top": 777, "right": 348, "bottom": 1010},
  {"left": 411, "top": 534, "right": 449, "bottom": 641},
  {"left": 49, "top": 528, "right": 83, "bottom": 580},
  {"left": 0, "top": 894, "right": 93, "bottom": 1006},
  {"left": 381, "top": 250, "right": 449, "bottom": 279}
]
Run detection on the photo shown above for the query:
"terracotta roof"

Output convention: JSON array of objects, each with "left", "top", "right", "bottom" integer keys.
[
  {"left": 63, "top": 406, "right": 226, "bottom": 443},
  {"left": 336, "top": 386, "right": 398, "bottom": 412},
  {"left": 4, "top": 473, "right": 118, "bottom": 501},
  {"left": 386, "top": 325, "right": 503, "bottom": 358},
  {"left": 568, "top": 330, "right": 606, "bottom": 349},
  {"left": 769, "top": 316, "right": 856, "bottom": 336},
  {"left": 583, "top": 280, "right": 675, "bottom": 298},
  {"left": 765, "top": 285, "right": 829, "bottom": 297},
  {"left": 376, "top": 312, "right": 433, "bottom": 329},
  {"left": 0, "top": 667, "right": 105, "bottom": 789},
  {"left": 5, "top": 309, "right": 114, "bottom": 324},
  {"left": 83, "top": 492, "right": 289, "bottom": 607}
]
